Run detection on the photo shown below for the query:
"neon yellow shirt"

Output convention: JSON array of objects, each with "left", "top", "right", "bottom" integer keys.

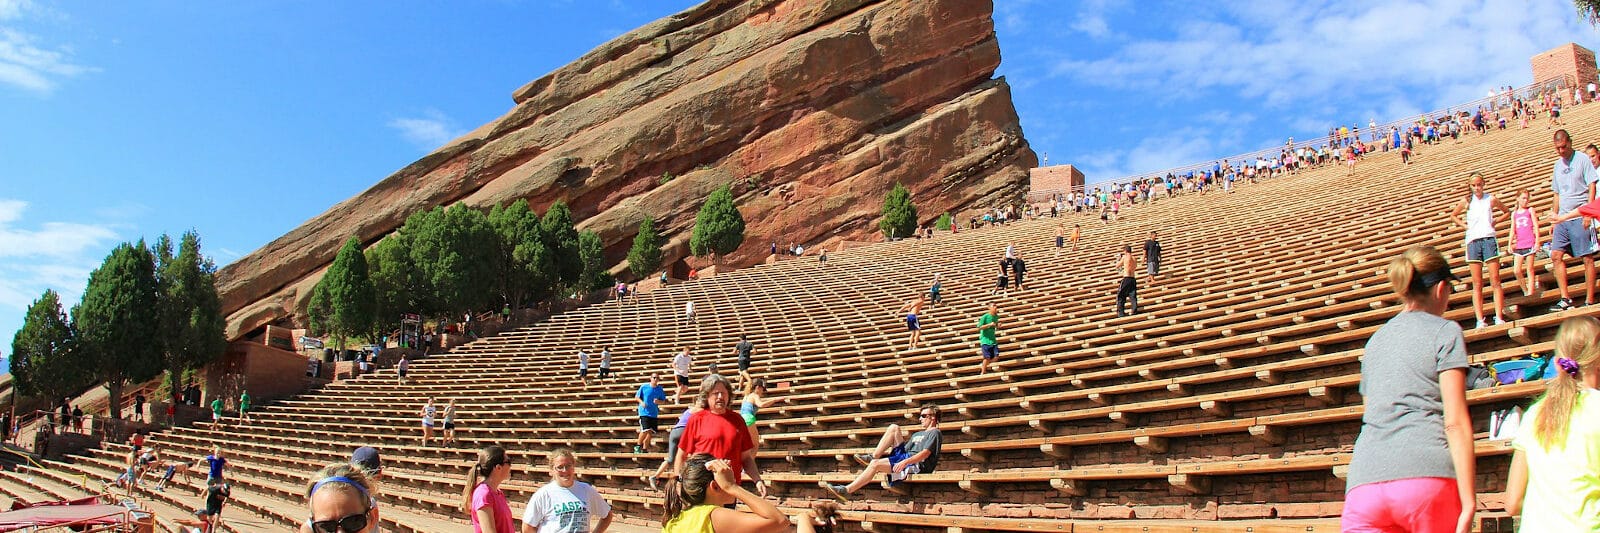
[
  {"left": 662, "top": 504, "right": 716, "bottom": 533},
  {"left": 1511, "top": 388, "right": 1600, "bottom": 531}
]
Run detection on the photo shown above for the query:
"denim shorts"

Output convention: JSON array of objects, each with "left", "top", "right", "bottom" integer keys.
[{"left": 1465, "top": 237, "right": 1499, "bottom": 263}]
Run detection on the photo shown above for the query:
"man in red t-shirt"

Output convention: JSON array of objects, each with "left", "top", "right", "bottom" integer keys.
[{"left": 675, "top": 373, "right": 767, "bottom": 497}]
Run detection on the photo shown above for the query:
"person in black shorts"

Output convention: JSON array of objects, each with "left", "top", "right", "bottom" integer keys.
[
  {"left": 195, "top": 479, "right": 229, "bottom": 531},
  {"left": 1012, "top": 254, "right": 1027, "bottom": 290},
  {"left": 635, "top": 375, "right": 668, "bottom": 453},
  {"left": 1143, "top": 230, "right": 1163, "bottom": 284},
  {"left": 733, "top": 335, "right": 755, "bottom": 385},
  {"left": 991, "top": 259, "right": 1009, "bottom": 295}
]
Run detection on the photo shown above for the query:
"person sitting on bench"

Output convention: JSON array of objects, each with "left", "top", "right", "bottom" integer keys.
[{"left": 822, "top": 404, "right": 942, "bottom": 501}]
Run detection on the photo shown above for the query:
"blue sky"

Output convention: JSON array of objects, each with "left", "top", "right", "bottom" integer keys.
[{"left": 1, "top": 0, "right": 1596, "bottom": 353}]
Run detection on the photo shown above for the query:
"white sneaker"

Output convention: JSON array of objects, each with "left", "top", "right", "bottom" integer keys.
[
  {"left": 1475, "top": 319, "right": 1487, "bottom": 330},
  {"left": 1493, "top": 315, "right": 1507, "bottom": 326}
]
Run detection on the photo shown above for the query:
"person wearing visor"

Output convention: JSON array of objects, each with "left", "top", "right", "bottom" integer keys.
[
  {"left": 304, "top": 463, "right": 378, "bottom": 533},
  {"left": 1342, "top": 246, "right": 1476, "bottom": 533}
]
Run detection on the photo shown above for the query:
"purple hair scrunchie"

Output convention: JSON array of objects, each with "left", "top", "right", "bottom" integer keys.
[{"left": 1556, "top": 357, "right": 1581, "bottom": 378}]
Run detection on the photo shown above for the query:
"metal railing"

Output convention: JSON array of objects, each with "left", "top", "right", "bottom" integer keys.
[{"left": 1034, "top": 77, "right": 1578, "bottom": 197}]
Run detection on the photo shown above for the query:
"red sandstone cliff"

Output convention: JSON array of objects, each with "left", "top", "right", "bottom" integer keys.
[{"left": 215, "top": 0, "right": 1037, "bottom": 339}]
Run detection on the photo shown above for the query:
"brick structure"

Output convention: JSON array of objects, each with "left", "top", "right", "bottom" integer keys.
[
  {"left": 1530, "top": 42, "right": 1597, "bottom": 89},
  {"left": 1029, "top": 164, "right": 1085, "bottom": 198}
]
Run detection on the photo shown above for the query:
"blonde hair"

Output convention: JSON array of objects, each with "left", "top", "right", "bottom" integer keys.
[
  {"left": 305, "top": 463, "right": 374, "bottom": 511},
  {"left": 1387, "top": 246, "right": 1451, "bottom": 303},
  {"left": 1534, "top": 316, "right": 1600, "bottom": 449},
  {"left": 547, "top": 448, "right": 576, "bottom": 467}
]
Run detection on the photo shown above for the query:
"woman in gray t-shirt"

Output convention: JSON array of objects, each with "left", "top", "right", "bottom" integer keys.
[{"left": 1342, "top": 246, "right": 1476, "bottom": 532}]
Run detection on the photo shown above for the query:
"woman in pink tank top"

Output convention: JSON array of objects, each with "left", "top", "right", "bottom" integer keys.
[{"left": 1510, "top": 189, "right": 1542, "bottom": 297}]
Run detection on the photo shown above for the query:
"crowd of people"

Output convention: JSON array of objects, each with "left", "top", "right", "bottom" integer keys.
[{"left": 108, "top": 102, "right": 1600, "bottom": 533}]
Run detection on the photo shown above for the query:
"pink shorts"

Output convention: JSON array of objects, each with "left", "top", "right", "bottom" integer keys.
[{"left": 1340, "top": 477, "right": 1461, "bottom": 533}]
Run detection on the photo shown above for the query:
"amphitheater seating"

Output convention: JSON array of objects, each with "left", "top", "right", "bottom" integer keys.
[{"left": 2, "top": 105, "right": 1595, "bottom": 532}]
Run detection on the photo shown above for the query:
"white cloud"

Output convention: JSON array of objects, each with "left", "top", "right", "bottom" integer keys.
[
  {"left": 1032, "top": 0, "right": 1599, "bottom": 182},
  {"left": 1070, "top": 15, "right": 1110, "bottom": 38},
  {"left": 1072, "top": 126, "right": 1230, "bottom": 183},
  {"left": 388, "top": 109, "right": 466, "bottom": 151},
  {"left": 1050, "top": 0, "right": 1595, "bottom": 109},
  {"left": 0, "top": 200, "right": 116, "bottom": 260},
  {"left": 0, "top": 2, "right": 92, "bottom": 95},
  {"left": 0, "top": 0, "right": 30, "bottom": 21},
  {"left": 0, "top": 199, "right": 120, "bottom": 346}
]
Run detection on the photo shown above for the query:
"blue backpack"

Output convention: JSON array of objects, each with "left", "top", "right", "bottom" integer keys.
[{"left": 1492, "top": 355, "right": 1555, "bottom": 385}]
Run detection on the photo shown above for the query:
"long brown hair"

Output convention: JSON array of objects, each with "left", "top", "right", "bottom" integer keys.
[
  {"left": 662, "top": 453, "right": 715, "bottom": 522},
  {"left": 461, "top": 445, "right": 507, "bottom": 514},
  {"left": 1535, "top": 316, "right": 1600, "bottom": 449}
]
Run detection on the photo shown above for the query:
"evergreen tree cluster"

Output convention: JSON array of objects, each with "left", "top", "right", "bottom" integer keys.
[
  {"left": 9, "top": 231, "right": 226, "bottom": 414},
  {"left": 316, "top": 200, "right": 617, "bottom": 340}
]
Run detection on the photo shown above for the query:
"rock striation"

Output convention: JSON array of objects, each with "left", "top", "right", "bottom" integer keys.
[{"left": 216, "top": 0, "right": 1037, "bottom": 339}]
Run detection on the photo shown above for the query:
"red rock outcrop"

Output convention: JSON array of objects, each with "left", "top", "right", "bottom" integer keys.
[{"left": 216, "top": 0, "right": 1036, "bottom": 339}]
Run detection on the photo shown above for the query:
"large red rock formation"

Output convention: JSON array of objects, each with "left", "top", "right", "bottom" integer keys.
[{"left": 216, "top": 0, "right": 1036, "bottom": 339}]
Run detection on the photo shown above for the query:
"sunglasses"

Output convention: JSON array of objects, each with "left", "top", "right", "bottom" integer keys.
[{"left": 309, "top": 512, "right": 369, "bottom": 533}]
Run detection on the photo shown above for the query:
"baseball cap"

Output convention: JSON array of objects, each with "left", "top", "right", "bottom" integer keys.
[{"left": 351, "top": 446, "right": 382, "bottom": 476}]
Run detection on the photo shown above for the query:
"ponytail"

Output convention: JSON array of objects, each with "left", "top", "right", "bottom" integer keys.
[
  {"left": 662, "top": 453, "right": 714, "bottom": 523},
  {"left": 1387, "top": 246, "right": 1452, "bottom": 304},
  {"left": 462, "top": 445, "right": 507, "bottom": 514},
  {"left": 1535, "top": 316, "right": 1600, "bottom": 449}
]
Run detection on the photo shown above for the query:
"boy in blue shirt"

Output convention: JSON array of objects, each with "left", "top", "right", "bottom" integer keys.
[{"left": 634, "top": 375, "right": 668, "bottom": 453}]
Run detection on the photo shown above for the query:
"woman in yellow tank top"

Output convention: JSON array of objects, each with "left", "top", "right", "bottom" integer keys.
[{"left": 662, "top": 454, "right": 790, "bottom": 533}]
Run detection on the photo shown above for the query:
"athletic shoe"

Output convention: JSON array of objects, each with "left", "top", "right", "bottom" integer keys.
[
  {"left": 633, "top": 446, "right": 643, "bottom": 454},
  {"left": 823, "top": 483, "right": 850, "bottom": 502},
  {"left": 1475, "top": 319, "right": 1487, "bottom": 330},
  {"left": 647, "top": 476, "right": 659, "bottom": 491},
  {"left": 1553, "top": 298, "right": 1575, "bottom": 311},
  {"left": 1493, "top": 315, "right": 1507, "bottom": 326},
  {"left": 853, "top": 454, "right": 873, "bottom": 467}
]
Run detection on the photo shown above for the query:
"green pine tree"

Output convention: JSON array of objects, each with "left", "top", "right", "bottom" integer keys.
[
  {"left": 488, "top": 200, "right": 548, "bottom": 310},
  {"left": 311, "top": 236, "right": 377, "bottom": 350},
  {"left": 577, "top": 230, "right": 611, "bottom": 292},
  {"left": 627, "top": 216, "right": 664, "bottom": 279},
  {"left": 366, "top": 233, "right": 419, "bottom": 337},
  {"left": 74, "top": 241, "right": 163, "bottom": 422},
  {"left": 406, "top": 204, "right": 497, "bottom": 316},
  {"left": 935, "top": 212, "right": 953, "bottom": 231},
  {"left": 540, "top": 201, "right": 583, "bottom": 289},
  {"left": 10, "top": 289, "right": 87, "bottom": 402},
  {"left": 879, "top": 183, "right": 918, "bottom": 239},
  {"left": 689, "top": 184, "right": 745, "bottom": 257},
  {"left": 155, "top": 231, "right": 227, "bottom": 394}
]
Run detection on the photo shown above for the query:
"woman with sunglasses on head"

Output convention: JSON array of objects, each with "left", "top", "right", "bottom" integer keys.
[
  {"left": 662, "top": 453, "right": 787, "bottom": 533},
  {"left": 304, "top": 462, "right": 377, "bottom": 533},
  {"left": 465, "top": 445, "right": 516, "bottom": 533},
  {"left": 1341, "top": 246, "right": 1476, "bottom": 533}
]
